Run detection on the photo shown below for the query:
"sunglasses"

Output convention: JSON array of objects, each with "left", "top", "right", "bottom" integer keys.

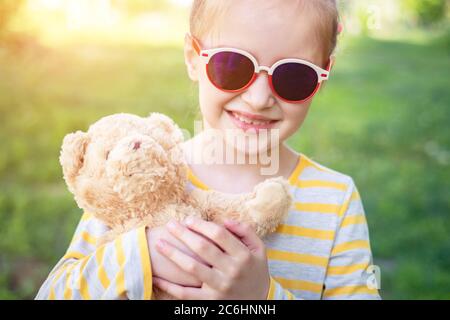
[{"left": 189, "top": 33, "right": 333, "bottom": 104}]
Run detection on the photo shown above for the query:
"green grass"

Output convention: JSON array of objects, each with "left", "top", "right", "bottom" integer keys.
[{"left": 0, "top": 31, "right": 449, "bottom": 299}]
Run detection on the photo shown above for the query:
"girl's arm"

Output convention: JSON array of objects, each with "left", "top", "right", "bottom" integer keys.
[
  {"left": 35, "top": 212, "right": 152, "bottom": 300},
  {"left": 321, "top": 178, "right": 381, "bottom": 300},
  {"left": 265, "top": 178, "right": 381, "bottom": 300}
]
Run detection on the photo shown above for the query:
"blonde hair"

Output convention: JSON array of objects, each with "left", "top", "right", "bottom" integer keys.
[
  {"left": 189, "top": 0, "right": 340, "bottom": 64},
  {"left": 189, "top": 0, "right": 230, "bottom": 42}
]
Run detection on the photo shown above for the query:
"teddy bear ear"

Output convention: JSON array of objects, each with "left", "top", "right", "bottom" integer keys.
[
  {"left": 147, "top": 112, "right": 184, "bottom": 147},
  {"left": 59, "top": 131, "right": 90, "bottom": 191}
]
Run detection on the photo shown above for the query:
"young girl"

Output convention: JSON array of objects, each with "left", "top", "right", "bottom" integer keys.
[{"left": 36, "top": 0, "right": 380, "bottom": 300}]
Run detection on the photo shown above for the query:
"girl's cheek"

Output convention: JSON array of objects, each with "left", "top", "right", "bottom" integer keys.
[
  {"left": 199, "top": 82, "right": 238, "bottom": 128},
  {"left": 198, "top": 81, "right": 222, "bottom": 125},
  {"left": 199, "top": 92, "right": 228, "bottom": 126},
  {"left": 279, "top": 102, "right": 312, "bottom": 138}
]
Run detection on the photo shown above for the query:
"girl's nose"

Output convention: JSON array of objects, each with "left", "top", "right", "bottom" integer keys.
[{"left": 240, "top": 71, "right": 276, "bottom": 111}]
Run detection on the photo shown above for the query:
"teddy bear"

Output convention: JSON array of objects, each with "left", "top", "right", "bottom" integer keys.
[{"left": 59, "top": 112, "right": 292, "bottom": 299}]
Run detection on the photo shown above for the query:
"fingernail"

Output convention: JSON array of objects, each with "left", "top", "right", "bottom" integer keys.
[
  {"left": 156, "top": 239, "right": 166, "bottom": 248},
  {"left": 167, "top": 220, "right": 177, "bottom": 230},
  {"left": 184, "top": 216, "right": 194, "bottom": 225}
]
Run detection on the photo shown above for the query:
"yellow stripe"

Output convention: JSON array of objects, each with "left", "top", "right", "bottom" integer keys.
[
  {"left": 66, "top": 213, "right": 93, "bottom": 246},
  {"left": 276, "top": 153, "right": 347, "bottom": 192},
  {"left": 287, "top": 156, "right": 307, "bottom": 185},
  {"left": 274, "top": 276, "right": 323, "bottom": 294},
  {"left": 292, "top": 179, "right": 347, "bottom": 191},
  {"left": 267, "top": 277, "right": 277, "bottom": 300},
  {"left": 186, "top": 167, "right": 209, "bottom": 190},
  {"left": 350, "top": 191, "right": 360, "bottom": 201},
  {"left": 114, "top": 237, "right": 126, "bottom": 297},
  {"left": 186, "top": 154, "right": 310, "bottom": 193},
  {"left": 80, "top": 212, "right": 93, "bottom": 222},
  {"left": 327, "top": 263, "right": 370, "bottom": 275},
  {"left": 95, "top": 245, "right": 110, "bottom": 289},
  {"left": 48, "top": 263, "right": 62, "bottom": 278},
  {"left": 63, "top": 251, "right": 85, "bottom": 260},
  {"left": 48, "top": 287, "right": 56, "bottom": 300},
  {"left": 267, "top": 248, "right": 328, "bottom": 267},
  {"left": 79, "top": 276, "right": 91, "bottom": 300},
  {"left": 63, "top": 264, "right": 77, "bottom": 299},
  {"left": 71, "top": 231, "right": 97, "bottom": 246},
  {"left": 175, "top": 154, "right": 311, "bottom": 191},
  {"left": 50, "top": 263, "right": 68, "bottom": 285},
  {"left": 276, "top": 224, "right": 334, "bottom": 240},
  {"left": 77, "top": 257, "right": 91, "bottom": 300},
  {"left": 294, "top": 202, "right": 341, "bottom": 214},
  {"left": 285, "top": 289, "right": 296, "bottom": 300},
  {"left": 138, "top": 226, "right": 153, "bottom": 299},
  {"left": 323, "top": 285, "right": 379, "bottom": 298},
  {"left": 301, "top": 154, "right": 334, "bottom": 174},
  {"left": 63, "top": 278, "right": 72, "bottom": 299},
  {"left": 331, "top": 240, "right": 370, "bottom": 256},
  {"left": 340, "top": 215, "right": 366, "bottom": 228},
  {"left": 80, "top": 232, "right": 97, "bottom": 245},
  {"left": 47, "top": 261, "right": 73, "bottom": 298}
]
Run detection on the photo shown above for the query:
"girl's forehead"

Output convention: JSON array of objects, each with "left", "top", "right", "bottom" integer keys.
[{"left": 202, "top": 1, "right": 325, "bottom": 66}]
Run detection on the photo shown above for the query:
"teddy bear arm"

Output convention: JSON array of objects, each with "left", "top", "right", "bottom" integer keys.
[{"left": 244, "top": 178, "right": 293, "bottom": 237}]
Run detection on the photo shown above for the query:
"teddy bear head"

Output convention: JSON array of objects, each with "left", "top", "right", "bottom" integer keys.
[{"left": 59, "top": 113, "right": 187, "bottom": 226}]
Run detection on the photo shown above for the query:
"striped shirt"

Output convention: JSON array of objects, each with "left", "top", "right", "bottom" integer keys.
[
  {"left": 186, "top": 153, "right": 381, "bottom": 300},
  {"left": 35, "top": 152, "right": 380, "bottom": 300}
]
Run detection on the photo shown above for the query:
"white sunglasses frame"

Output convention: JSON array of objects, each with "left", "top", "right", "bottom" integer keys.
[{"left": 188, "top": 32, "right": 332, "bottom": 103}]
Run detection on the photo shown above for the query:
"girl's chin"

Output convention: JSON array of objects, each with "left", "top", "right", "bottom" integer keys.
[
  {"left": 222, "top": 131, "right": 282, "bottom": 157},
  {"left": 200, "top": 114, "right": 284, "bottom": 156}
]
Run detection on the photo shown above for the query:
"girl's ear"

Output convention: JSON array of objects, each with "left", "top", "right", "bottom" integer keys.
[
  {"left": 328, "top": 55, "right": 336, "bottom": 71},
  {"left": 318, "top": 56, "right": 336, "bottom": 93},
  {"left": 184, "top": 32, "right": 200, "bottom": 82},
  {"left": 337, "top": 22, "right": 344, "bottom": 35}
]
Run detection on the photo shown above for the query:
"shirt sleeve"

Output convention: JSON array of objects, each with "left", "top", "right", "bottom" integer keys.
[
  {"left": 266, "top": 277, "right": 299, "bottom": 300},
  {"left": 322, "top": 178, "right": 381, "bottom": 300},
  {"left": 35, "top": 212, "right": 153, "bottom": 300}
]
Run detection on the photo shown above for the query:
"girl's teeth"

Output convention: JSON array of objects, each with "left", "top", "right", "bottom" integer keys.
[{"left": 232, "top": 112, "right": 270, "bottom": 125}]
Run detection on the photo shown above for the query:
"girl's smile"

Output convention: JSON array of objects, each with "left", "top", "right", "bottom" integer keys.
[
  {"left": 183, "top": 0, "right": 328, "bottom": 155},
  {"left": 225, "top": 109, "right": 280, "bottom": 133}
]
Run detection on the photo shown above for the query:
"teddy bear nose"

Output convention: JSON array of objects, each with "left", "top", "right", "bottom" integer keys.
[{"left": 133, "top": 141, "right": 141, "bottom": 150}]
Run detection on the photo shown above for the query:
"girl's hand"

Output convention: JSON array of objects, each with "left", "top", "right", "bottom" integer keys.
[
  {"left": 152, "top": 217, "right": 270, "bottom": 300},
  {"left": 146, "top": 225, "right": 206, "bottom": 287}
]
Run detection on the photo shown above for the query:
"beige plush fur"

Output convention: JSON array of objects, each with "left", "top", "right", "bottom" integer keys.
[{"left": 59, "top": 112, "right": 292, "bottom": 299}]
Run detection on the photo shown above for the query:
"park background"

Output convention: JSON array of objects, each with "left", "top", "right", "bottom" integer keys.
[{"left": 0, "top": 0, "right": 449, "bottom": 299}]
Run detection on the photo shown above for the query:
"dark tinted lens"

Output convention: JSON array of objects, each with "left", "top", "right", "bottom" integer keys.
[
  {"left": 272, "top": 63, "right": 318, "bottom": 101},
  {"left": 207, "top": 51, "right": 255, "bottom": 90}
]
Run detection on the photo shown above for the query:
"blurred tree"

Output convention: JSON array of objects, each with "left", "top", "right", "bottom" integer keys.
[
  {"left": 112, "top": 0, "right": 171, "bottom": 15},
  {"left": 403, "top": 0, "right": 448, "bottom": 26},
  {"left": 0, "top": 0, "right": 25, "bottom": 35}
]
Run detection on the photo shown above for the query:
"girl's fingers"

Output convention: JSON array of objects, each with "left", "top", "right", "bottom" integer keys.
[
  {"left": 156, "top": 239, "right": 223, "bottom": 289},
  {"left": 223, "top": 219, "right": 262, "bottom": 253},
  {"left": 183, "top": 217, "right": 247, "bottom": 255},
  {"left": 166, "top": 220, "right": 228, "bottom": 269},
  {"left": 152, "top": 276, "right": 204, "bottom": 300}
]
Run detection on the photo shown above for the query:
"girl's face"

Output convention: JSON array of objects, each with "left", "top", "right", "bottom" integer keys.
[{"left": 184, "top": 1, "right": 328, "bottom": 155}]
